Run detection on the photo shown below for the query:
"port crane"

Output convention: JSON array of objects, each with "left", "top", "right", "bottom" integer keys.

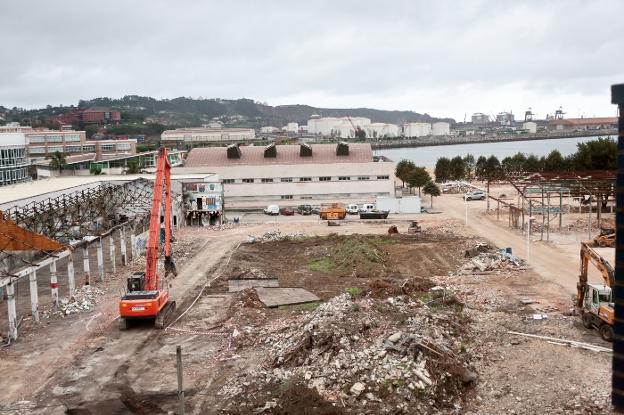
[{"left": 119, "top": 147, "right": 177, "bottom": 329}]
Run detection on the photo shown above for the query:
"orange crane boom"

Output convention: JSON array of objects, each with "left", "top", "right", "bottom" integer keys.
[{"left": 118, "top": 147, "right": 177, "bottom": 329}]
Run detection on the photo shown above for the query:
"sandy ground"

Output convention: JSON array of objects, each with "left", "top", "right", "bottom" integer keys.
[{"left": 0, "top": 200, "right": 614, "bottom": 414}]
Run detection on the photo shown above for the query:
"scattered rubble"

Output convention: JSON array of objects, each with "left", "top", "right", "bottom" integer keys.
[
  {"left": 247, "top": 231, "right": 308, "bottom": 243},
  {"left": 41, "top": 285, "right": 106, "bottom": 318},
  {"left": 219, "top": 292, "right": 475, "bottom": 413},
  {"left": 458, "top": 246, "right": 526, "bottom": 275}
]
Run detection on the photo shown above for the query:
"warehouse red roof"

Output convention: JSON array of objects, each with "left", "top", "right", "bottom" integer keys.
[{"left": 184, "top": 143, "right": 373, "bottom": 167}]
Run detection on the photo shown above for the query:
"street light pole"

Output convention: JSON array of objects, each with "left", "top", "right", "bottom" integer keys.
[{"left": 465, "top": 197, "right": 468, "bottom": 226}]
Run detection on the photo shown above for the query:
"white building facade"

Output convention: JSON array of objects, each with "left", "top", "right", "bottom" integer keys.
[
  {"left": 432, "top": 122, "right": 451, "bottom": 136},
  {"left": 403, "top": 122, "right": 432, "bottom": 138},
  {"left": 161, "top": 127, "right": 256, "bottom": 144},
  {"left": 0, "top": 132, "right": 30, "bottom": 186},
  {"left": 522, "top": 121, "right": 537, "bottom": 134},
  {"left": 180, "top": 143, "right": 394, "bottom": 208}
]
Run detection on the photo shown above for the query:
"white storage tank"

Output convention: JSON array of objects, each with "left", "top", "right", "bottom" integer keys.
[{"left": 432, "top": 122, "right": 450, "bottom": 136}]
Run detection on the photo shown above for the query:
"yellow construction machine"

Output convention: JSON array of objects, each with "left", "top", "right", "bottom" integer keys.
[{"left": 576, "top": 241, "right": 614, "bottom": 341}]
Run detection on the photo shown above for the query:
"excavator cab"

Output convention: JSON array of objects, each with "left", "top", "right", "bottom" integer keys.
[{"left": 581, "top": 283, "right": 614, "bottom": 341}]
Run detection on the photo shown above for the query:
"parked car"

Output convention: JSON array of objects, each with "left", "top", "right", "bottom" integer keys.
[
  {"left": 264, "top": 204, "right": 280, "bottom": 215},
  {"left": 297, "top": 204, "right": 313, "bottom": 215},
  {"left": 359, "top": 203, "right": 376, "bottom": 213},
  {"left": 346, "top": 204, "right": 359, "bottom": 214},
  {"left": 464, "top": 190, "right": 486, "bottom": 201},
  {"left": 311, "top": 207, "right": 320, "bottom": 215},
  {"left": 280, "top": 207, "right": 295, "bottom": 216}
]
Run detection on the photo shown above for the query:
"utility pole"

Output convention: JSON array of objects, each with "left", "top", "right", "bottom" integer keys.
[
  {"left": 611, "top": 83, "right": 624, "bottom": 411},
  {"left": 464, "top": 197, "right": 468, "bottom": 226}
]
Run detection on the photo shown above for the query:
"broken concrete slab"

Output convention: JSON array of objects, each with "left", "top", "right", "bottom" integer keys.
[
  {"left": 254, "top": 287, "right": 319, "bottom": 308},
  {"left": 228, "top": 278, "right": 279, "bottom": 292}
]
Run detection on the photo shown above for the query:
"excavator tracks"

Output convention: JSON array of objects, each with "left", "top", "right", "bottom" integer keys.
[{"left": 155, "top": 301, "right": 177, "bottom": 329}]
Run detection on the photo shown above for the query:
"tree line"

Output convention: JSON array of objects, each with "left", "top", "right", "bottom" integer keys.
[
  {"left": 394, "top": 160, "right": 441, "bottom": 207},
  {"left": 433, "top": 137, "right": 616, "bottom": 183}
]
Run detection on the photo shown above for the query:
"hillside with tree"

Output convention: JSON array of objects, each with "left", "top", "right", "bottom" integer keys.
[{"left": 0, "top": 95, "right": 455, "bottom": 134}]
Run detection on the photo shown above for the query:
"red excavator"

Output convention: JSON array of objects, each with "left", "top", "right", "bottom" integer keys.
[{"left": 119, "top": 147, "right": 178, "bottom": 329}]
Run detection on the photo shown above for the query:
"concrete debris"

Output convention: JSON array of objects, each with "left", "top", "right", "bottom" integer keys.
[
  {"left": 218, "top": 293, "right": 475, "bottom": 412},
  {"left": 41, "top": 285, "right": 106, "bottom": 318},
  {"left": 460, "top": 249, "right": 526, "bottom": 274},
  {"left": 246, "top": 231, "right": 308, "bottom": 243}
]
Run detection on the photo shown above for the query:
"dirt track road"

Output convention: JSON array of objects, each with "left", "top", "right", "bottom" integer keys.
[{"left": 439, "top": 193, "right": 578, "bottom": 297}]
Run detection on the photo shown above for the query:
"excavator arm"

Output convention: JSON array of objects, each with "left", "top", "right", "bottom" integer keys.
[{"left": 576, "top": 241, "right": 615, "bottom": 308}]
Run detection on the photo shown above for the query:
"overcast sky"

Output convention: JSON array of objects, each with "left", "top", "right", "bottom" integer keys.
[{"left": 1, "top": 0, "right": 622, "bottom": 120}]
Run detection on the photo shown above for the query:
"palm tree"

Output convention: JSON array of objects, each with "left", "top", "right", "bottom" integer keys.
[
  {"left": 423, "top": 181, "right": 441, "bottom": 208},
  {"left": 125, "top": 159, "right": 141, "bottom": 174},
  {"left": 48, "top": 151, "right": 66, "bottom": 174}
]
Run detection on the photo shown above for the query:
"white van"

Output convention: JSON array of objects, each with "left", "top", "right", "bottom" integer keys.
[
  {"left": 359, "top": 203, "right": 376, "bottom": 213},
  {"left": 346, "top": 204, "right": 359, "bottom": 214},
  {"left": 264, "top": 205, "right": 280, "bottom": 215}
]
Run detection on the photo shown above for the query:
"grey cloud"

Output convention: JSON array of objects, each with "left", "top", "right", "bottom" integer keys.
[{"left": 0, "top": 0, "right": 622, "bottom": 119}]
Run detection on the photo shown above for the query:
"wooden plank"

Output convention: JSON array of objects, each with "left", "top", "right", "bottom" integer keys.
[{"left": 255, "top": 287, "right": 319, "bottom": 308}]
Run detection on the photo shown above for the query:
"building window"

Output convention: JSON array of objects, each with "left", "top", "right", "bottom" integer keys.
[
  {"left": 117, "top": 143, "right": 131, "bottom": 151},
  {"left": 376, "top": 175, "right": 390, "bottom": 180},
  {"left": 280, "top": 177, "right": 292, "bottom": 182},
  {"left": 357, "top": 176, "right": 370, "bottom": 181},
  {"left": 101, "top": 144, "right": 115, "bottom": 152},
  {"left": 281, "top": 195, "right": 293, "bottom": 200},
  {"left": 82, "top": 145, "right": 96, "bottom": 152},
  {"left": 261, "top": 178, "right": 274, "bottom": 183},
  {"left": 222, "top": 179, "right": 235, "bottom": 184},
  {"left": 338, "top": 176, "right": 351, "bottom": 181},
  {"left": 242, "top": 178, "right": 254, "bottom": 183},
  {"left": 28, "top": 135, "right": 44, "bottom": 143},
  {"left": 319, "top": 176, "right": 331, "bottom": 181},
  {"left": 29, "top": 147, "right": 46, "bottom": 154},
  {"left": 48, "top": 146, "right": 64, "bottom": 153},
  {"left": 64, "top": 134, "right": 81, "bottom": 142},
  {"left": 299, "top": 177, "right": 311, "bottom": 182},
  {"left": 46, "top": 135, "right": 63, "bottom": 142},
  {"left": 65, "top": 145, "right": 82, "bottom": 153}
]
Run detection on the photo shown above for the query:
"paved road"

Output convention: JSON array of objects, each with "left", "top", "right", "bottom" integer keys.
[{"left": 439, "top": 193, "right": 578, "bottom": 296}]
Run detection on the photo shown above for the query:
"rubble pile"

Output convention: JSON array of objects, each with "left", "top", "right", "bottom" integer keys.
[
  {"left": 459, "top": 247, "right": 526, "bottom": 275},
  {"left": 219, "top": 293, "right": 475, "bottom": 413},
  {"left": 41, "top": 285, "right": 106, "bottom": 318},
  {"left": 206, "top": 223, "right": 237, "bottom": 231},
  {"left": 246, "top": 231, "right": 308, "bottom": 243}
]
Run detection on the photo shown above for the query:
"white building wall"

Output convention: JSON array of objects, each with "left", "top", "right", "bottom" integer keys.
[
  {"left": 179, "top": 162, "right": 394, "bottom": 208},
  {"left": 286, "top": 123, "right": 299, "bottom": 133},
  {"left": 404, "top": 122, "right": 432, "bottom": 138},
  {"left": 523, "top": 122, "right": 537, "bottom": 134},
  {"left": 431, "top": 122, "right": 450, "bottom": 136},
  {"left": 261, "top": 126, "right": 278, "bottom": 133},
  {"left": 161, "top": 128, "right": 256, "bottom": 142}
]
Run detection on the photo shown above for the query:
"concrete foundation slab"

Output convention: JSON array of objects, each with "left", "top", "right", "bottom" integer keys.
[
  {"left": 228, "top": 278, "right": 279, "bottom": 292},
  {"left": 255, "top": 287, "right": 319, "bottom": 308}
]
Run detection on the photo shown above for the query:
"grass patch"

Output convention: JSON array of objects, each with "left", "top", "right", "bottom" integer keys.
[
  {"left": 308, "top": 257, "right": 336, "bottom": 273},
  {"left": 346, "top": 287, "right": 363, "bottom": 297}
]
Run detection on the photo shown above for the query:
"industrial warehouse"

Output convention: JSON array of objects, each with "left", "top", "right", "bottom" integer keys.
[{"left": 180, "top": 142, "right": 395, "bottom": 208}]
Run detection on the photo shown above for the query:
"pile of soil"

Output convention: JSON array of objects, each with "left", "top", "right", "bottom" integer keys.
[{"left": 367, "top": 277, "right": 434, "bottom": 298}]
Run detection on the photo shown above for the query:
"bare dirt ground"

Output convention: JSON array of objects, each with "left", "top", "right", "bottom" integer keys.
[{"left": 0, "top": 214, "right": 614, "bottom": 414}]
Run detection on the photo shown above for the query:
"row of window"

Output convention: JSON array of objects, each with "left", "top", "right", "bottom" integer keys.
[
  {"left": 0, "top": 147, "right": 28, "bottom": 167},
  {"left": 28, "top": 134, "right": 81, "bottom": 143},
  {"left": 28, "top": 143, "right": 131, "bottom": 154},
  {"left": 0, "top": 166, "right": 29, "bottom": 185},
  {"left": 223, "top": 175, "right": 390, "bottom": 184}
]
